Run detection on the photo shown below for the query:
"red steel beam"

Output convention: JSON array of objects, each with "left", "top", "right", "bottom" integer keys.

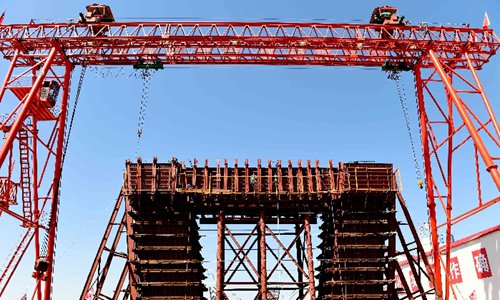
[
  {"left": 0, "top": 47, "right": 57, "bottom": 167},
  {"left": 0, "top": 11, "right": 498, "bottom": 300},
  {"left": 0, "top": 22, "right": 497, "bottom": 68},
  {"left": 224, "top": 225, "right": 259, "bottom": 280},
  {"left": 0, "top": 229, "right": 34, "bottom": 297},
  {"left": 111, "top": 263, "right": 129, "bottom": 300},
  {"left": 0, "top": 49, "right": 18, "bottom": 101},
  {"left": 94, "top": 213, "right": 126, "bottom": 298},
  {"left": 414, "top": 65, "right": 443, "bottom": 299},
  {"left": 0, "top": 204, "right": 43, "bottom": 228},
  {"left": 438, "top": 196, "right": 500, "bottom": 228},
  {"left": 43, "top": 60, "right": 73, "bottom": 300},
  {"left": 428, "top": 49, "right": 500, "bottom": 191},
  {"left": 464, "top": 53, "right": 500, "bottom": 140}
]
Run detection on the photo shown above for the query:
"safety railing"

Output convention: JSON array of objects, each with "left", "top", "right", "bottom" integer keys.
[
  {"left": 341, "top": 163, "right": 396, "bottom": 192},
  {"left": 0, "top": 177, "right": 18, "bottom": 205}
]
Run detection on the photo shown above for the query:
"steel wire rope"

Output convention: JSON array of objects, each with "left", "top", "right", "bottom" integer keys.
[
  {"left": 62, "top": 65, "right": 87, "bottom": 164},
  {"left": 135, "top": 69, "right": 154, "bottom": 157},
  {"left": 85, "top": 66, "right": 155, "bottom": 158},
  {"left": 38, "top": 64, "right": 87, "bottom": 299},
  {"left": 388, "top": 71, "right": 424, "bottom": 188}
]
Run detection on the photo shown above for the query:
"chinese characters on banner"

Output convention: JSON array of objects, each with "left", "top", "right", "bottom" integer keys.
[
  {"left": 398, "top": 228, "right": 499, "bottom": 300},
  {"left": 472, "top": 248, "right": 492, "bottom": 279},
  {"left": 449, "top": 256, "right": 463, "bottom": 284}
]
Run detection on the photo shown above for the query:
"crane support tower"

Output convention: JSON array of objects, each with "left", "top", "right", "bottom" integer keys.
[{"left": 0, "top": 4, "right": 498, "bottom": 300}]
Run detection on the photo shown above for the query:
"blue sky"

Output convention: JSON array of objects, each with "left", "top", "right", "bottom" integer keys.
[{"left": 0, "top": 0, "right": 499, "bottom": 299}]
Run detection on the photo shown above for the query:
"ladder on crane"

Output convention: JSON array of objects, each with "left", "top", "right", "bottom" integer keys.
[
  {"left": 0, "top": 228, "right": 35, "bottom": 297},
  {"left": 18, "top": 129, "right": 32, "bottom": 226}
]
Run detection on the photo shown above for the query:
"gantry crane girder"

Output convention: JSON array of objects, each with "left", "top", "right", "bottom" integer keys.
[
  {"left": 0, "top": 11, "right": 499, "bottom": 300},
  {"left": 0, "top": 22, "right": 498, "bottom": 67}
]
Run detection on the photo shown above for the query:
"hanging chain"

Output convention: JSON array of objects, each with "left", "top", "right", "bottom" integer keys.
[
  {"left": 40, "top": 65, "right": 87, "bottom": 262},
  {"left": 62, "top": 65, "right": 87, "bottom": 165},
  {"left": 388, "top": 71, "right": 424, "bottom": 189},
  {"left": 135, "top": 69, "right": 153, "bottom": 157}
]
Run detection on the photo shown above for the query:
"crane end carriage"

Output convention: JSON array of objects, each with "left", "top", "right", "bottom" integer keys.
[
  {"left": 78, "top": 3, "right": 115, "bottom": 36},
  {"left": 78, "top": 3, "right": 114, "bottom": 23},
  {"left": 370, "top": 6, "right": 407, "bottom": 25}
]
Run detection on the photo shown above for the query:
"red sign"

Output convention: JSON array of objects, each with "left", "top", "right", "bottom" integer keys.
[
  {"left": 449, "top": 256, "right": 463, "bottom": 284},
  {"left": 472, "top": 248, "right": 492, "bottom": 279}
]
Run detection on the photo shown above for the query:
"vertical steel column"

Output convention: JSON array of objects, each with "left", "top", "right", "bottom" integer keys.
[
  {"left": 429, "top": 49, "right": 500, "bottom": 298},
  {"left": 216, "top": 211, "right": 225, "bottom": 300},
  {"left": 295, "top": 224, "right": 304, "bottom": 300},
  {"left": 414, "top": 65, "right": 443, "bottom": 299},
  {"left": 444, "top": 71, "right": 454, "bottom": 300},
  {"left": 259, "top": 210, "right": 267, "bottom": 300},
  {"left": 43, "top": 60, "right": 73, "bottom": 300},
  {"left": 304, "top": 215, "right": 316, "bottom": 300}
]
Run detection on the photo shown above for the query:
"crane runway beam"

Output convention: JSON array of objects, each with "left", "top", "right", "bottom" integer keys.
[{"left": 0, "top": 22, "right": 498, "bottom": 68}]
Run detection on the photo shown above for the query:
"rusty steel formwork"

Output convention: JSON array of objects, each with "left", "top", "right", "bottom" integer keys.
[
  {"left": 81, "top": 158, "right": 435, "bottom": 300},
  {"left": 316, "top": 193, "right": 396, "bottom": 298}
]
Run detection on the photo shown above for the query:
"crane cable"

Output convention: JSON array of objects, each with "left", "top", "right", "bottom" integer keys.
[
  {"left": 135, "top": 69, "right": 153, "bottom": 157},
  {"left": 63, "top": 65, "right": 87, "bottom": 165},
  {"left": 388, "top": 71, "right": 424, "bottom": 189}
]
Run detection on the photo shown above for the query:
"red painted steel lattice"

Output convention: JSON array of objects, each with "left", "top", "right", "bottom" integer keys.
[{"left": 0, "top": 9, "right": 498, "bottom": 300}]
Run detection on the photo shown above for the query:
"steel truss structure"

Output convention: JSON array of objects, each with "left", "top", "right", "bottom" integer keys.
[
  {"left": 80, "top": 159, "right": 435, "bottom": 300},
  {"left": 0, "top": 14, "right": 498, "bottom": 300}
]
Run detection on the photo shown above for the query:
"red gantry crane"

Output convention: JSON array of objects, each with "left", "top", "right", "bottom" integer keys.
[{"left": 0, "top": 4, "right": 499, "bottom": 300}]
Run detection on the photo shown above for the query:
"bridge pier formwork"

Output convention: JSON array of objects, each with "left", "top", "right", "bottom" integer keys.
[{"left": 122, "top": 158, "right": 397, "bottom": 300}]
